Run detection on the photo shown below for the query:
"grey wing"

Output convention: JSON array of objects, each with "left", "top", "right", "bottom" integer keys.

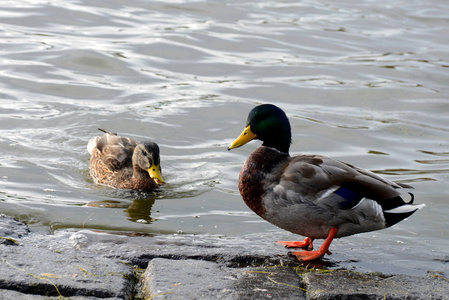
[{"left": 277, "top": 155, "right": 404, "bottom": 211}]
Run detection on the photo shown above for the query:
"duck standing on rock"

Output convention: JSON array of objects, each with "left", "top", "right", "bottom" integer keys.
[
  {"left": 87, "top": 129, "right": 164, "bottom": 190},
  {"left": 228, "top": 104, "right": 424, "bottom": 261}
]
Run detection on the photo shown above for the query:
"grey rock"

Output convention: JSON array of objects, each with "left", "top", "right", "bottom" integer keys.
[
  {"left": 0, "top": 214, "right": 29, "bottom": 245},
  {"left": 232, "top": 265, "right": 307, "bottom": 299},
  {"left": 0, "top": 230, "right": 135, "bottom": 298},
  {"left": 142, "top": 258, "right": 237, "bottom": 299},
  {"left": 0, "top": 289, "right": 122, "bottom": 300},
  {"left": 304, "top": 270, "right": 449, "bottom": 300},
  {"left": 141, "top": 258, "right": 307, "bottom": 299}
]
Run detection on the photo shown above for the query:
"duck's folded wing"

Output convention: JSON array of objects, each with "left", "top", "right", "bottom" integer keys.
[
  {"left": 97, "top": 133, "right": 137, "bottom": 151},
  {"left": 280, "top": 155, "right": 407, "bottom": 211},
  {"left": 97, "top": 134, "right": 137, "bottom": 171}
]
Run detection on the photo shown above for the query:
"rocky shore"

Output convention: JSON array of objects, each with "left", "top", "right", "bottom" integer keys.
[{"left": 1, "top": 214, "right": 447, "bottom": 299}]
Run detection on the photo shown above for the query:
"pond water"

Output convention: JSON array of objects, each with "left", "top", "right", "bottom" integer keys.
[{"left": 0, "top": 0, "right": 448, "bottom": 276}]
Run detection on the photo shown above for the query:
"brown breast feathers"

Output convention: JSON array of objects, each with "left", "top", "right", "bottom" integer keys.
[{"left": 238, "top": 147, "right": 288, "bottom": 219}]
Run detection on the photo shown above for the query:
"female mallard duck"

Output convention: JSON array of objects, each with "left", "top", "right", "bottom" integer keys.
[
  {"left": 228, "top": 104, "right": 424, "bottom": 261},
  {"left": 87, "top": 129, "right": 164, "bottom": 190}
]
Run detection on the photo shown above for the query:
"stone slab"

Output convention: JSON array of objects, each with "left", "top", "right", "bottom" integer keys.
[
  {"left": 0, "top": 213, "right": 29, "bottom": 245},
  {"left": 142, "top": 258, "right": 236, "bottom": 299},
  {"left": 141, "top": 258, "right": 307, "bottom": 299},
  {"left": 304, "top": 270, "right": 449, "bottom": 300},
  {"left": 0, "top": 289, "right": 121, "bottom": 300},
  {"left": 0, "top": 235, "right": 135, "bottom": 298}
]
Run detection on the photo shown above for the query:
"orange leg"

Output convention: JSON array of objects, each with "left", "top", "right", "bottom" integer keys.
[
  {"left": 291, "top": 227, "right": 338, "bottom": 262},
  {"left": 277, "top": 237, "right": 314, "bottom": 250}
]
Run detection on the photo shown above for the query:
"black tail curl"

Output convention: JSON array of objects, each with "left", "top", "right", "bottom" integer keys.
[
  {"left": 377, "top": 193, "right": 414, "bottom": 211},
  {"left": 98, "top": 128, "right": 117, "bottom": 135},
  {"left": 378, "top": 193, "right": 419, "bottom": 228}
]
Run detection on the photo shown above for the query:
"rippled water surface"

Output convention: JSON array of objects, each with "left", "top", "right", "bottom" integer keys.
[{"left": 1, "top": 0, "right": 448, "bottom": 275}]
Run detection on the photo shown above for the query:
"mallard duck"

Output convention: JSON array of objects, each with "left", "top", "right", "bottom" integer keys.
[
  {"left": 228, "top": 104, "right": 424, "bottom": 261},
  {"left": 87, "top": 129, "right": 164, "bottom": 190}
]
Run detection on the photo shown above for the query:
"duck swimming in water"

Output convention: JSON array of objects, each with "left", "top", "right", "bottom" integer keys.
[
  {"left": 88, "top": 129, "right": 164, "bottom": 190},
  {"left": 228, "top": 104, "right": 424, "bottom": 261}
]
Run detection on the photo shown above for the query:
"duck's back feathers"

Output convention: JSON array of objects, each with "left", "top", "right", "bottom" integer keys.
[{"left": 96, "top": 132, "right": 137, "bottom": 171}]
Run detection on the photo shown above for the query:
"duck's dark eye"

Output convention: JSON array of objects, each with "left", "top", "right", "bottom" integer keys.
[{"left": 138, "top": 145, "right": 148, "bottom": 156}]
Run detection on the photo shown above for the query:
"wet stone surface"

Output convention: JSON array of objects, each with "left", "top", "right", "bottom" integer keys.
[
  {"left": 304, "top": 271, "right": 449, "bottom": 300},
  {"left": 0, "top": 215, "right": 448, "bottom": 299},
  {"left": 0, "top": 214, "right": 29, "bottom": 245},
  {"left": 141, "top": 258, "right": 306, "bottom": 299}
]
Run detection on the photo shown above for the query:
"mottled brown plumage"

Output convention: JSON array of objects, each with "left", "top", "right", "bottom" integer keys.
[{"left": 87, "top": 129, "right": 164, "bottom": 190}]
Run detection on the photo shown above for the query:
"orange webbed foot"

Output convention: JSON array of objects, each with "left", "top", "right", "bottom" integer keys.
[
  {"left": 291, "top": 227, "right": 337, "bottom": 262},
  {"left": 277, "top": 237, "right": 313, "bottom": 250},
  {"left": 292, "top": 249, "right": 332, "bottom": 261}
]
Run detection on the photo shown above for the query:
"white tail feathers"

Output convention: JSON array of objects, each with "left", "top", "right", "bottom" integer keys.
[
  {"left": 383, "top": 203, "right": 425, "bottom": 214},
  {"left": 87, "top": 136, "right": 100, "bottom": 155}
]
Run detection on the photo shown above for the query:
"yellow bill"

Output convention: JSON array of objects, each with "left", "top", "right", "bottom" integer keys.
[
  {"left": 148, "top": 163, "right": 165, "bottom": 185},
  {"left": 228, "top": 125, "right": 257, "bottom": 150}
]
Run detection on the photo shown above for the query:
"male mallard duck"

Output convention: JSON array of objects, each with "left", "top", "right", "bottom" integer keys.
[
  {"left": 87, "top": 129, "right": 164, "bottom": 190},
  {"left": 228, "top": 104, "right": 424, "bottom": 261}
]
